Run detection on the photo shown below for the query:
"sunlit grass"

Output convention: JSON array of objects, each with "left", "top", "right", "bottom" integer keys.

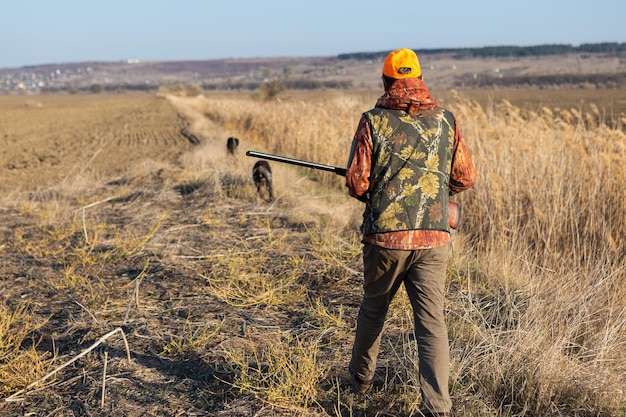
[
  {"left": 1, "top": 90, "right": 624, "bottom": 416},
  {"left": 222, "top": 331, "right": 325, "bottom": 411},
  {"left": 190, "top": 90, "right": 625, "bottom": 415},
  {"left": 0, "top": 304, "right": 50, "bottom": 397}
]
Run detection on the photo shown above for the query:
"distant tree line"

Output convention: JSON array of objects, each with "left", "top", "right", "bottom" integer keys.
[
  {"left": 202, "top": 79, "right": 353, "bottom": 91},
  {"left": 338, "top": 42, "right": 626, "bottom": 60},
  {"left": 37, "top": 78, "right": 353, "bottom": 95},
  {"left": 458, "top": 72, "right": 626, "bottom": 89},
  {"left": 40, "top": 83, "right": 158, "bottom": 94}
]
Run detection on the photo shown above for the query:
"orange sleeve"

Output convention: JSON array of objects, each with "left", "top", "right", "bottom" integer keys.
[
  {"left": 449, "top": 117, "right": 477, "bottom": 194},
  {"left": 345, "top": 116, "right": 373, "bottom": 201}
]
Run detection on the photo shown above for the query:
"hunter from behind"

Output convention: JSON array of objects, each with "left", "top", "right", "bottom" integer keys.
[{"left": 345, "top": 48, "right": 477, "bottom": 417}]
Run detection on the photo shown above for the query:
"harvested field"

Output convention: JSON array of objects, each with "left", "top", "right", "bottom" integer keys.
[
  {"left": 0, "top": 92, "right": 363, "bottom": 417},
  {"left": 0, "top": 94, "right": 198, "bottom": 194}
]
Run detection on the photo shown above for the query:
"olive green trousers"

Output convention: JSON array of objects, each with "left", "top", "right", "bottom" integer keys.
[{"left": 349, "top": 243, "right": 453, "bottom": 414}]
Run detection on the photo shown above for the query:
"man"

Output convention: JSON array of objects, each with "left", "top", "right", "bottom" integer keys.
[{"left": 345, "top": 48, "right": 476, "bottom": 416}]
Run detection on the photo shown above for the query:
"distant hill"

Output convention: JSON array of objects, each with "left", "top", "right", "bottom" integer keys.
[{"left": 1, "top": 42, "right": 624, "bottom": 94}]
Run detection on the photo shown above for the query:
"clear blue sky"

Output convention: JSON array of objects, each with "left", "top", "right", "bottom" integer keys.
[{"left": 2, "top": 0, "right": 624, "bottom": 69}]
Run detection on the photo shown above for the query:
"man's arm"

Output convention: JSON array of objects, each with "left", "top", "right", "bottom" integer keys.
[
  {"left": 345, "top": 116, "right": 373, "bottom": 202},
  {"left": 449, "top": 117, "right": 477, "bottom": 194}
]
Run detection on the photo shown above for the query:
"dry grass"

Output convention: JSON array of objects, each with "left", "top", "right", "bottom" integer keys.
[
  {"left": 1, "top": 89, "right": 625, "bottom": 416},
  {"left": 186, "top": 90, "right": 626, "bottom": 415}
]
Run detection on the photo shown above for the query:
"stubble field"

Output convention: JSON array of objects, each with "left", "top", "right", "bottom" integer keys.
[{"left": 0, "top": 88, "right": 625, "bottom": 417}]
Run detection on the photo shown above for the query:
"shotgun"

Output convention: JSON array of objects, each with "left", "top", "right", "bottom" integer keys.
[
  {"left": 246, "top": 150, "right": 461, "bottom": 229},
  {"left": 246, "top": 150, "right": 347, "bottom": 176}
]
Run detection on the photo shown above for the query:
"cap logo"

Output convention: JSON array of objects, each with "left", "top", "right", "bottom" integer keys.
[{"left": 397, "top": 67, "right": 412, "bottom": 75}]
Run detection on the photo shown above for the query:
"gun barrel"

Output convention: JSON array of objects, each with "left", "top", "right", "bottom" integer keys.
[{"left": 246, "top": 150, "right": 346, "bottom": 176}]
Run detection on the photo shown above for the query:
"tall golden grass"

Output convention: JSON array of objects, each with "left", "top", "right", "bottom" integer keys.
[{"left": 196, "top": 90, "right": 626, "bottom": 415}]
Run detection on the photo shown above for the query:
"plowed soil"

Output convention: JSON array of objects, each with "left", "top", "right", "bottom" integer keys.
[
  {"left": 0, "top": 93, "right": 362, "bottom": 417},
  {"left": 0, "top": 94, "right": 200, "bottom": 194}
]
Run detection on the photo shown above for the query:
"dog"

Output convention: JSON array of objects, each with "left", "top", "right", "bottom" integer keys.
[
  {"left": 252, "top": 160, "right": 274, "bottom": 202},
  {"left": 226, "top": 137, "right": 239, "bottom": 154}
]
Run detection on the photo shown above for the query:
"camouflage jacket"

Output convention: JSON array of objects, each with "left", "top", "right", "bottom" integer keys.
[
  {"left": 346, "top": 77, "right": 476, "bottom": 249},
  {"left": 363, "top": 106, "right": 455, "bottom": 235}
]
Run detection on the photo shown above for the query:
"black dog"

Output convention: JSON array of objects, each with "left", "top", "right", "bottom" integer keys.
[
  {"left": 252, "top": 160, "right": 274, "bottom": 202},
  {"left": 226, "top": 137, "right": 239, "bottom": 154}
]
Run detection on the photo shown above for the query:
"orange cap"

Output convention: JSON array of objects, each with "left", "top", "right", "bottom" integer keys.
[{"left": 382, "top": 48, "right": 421, "bottom": 79}]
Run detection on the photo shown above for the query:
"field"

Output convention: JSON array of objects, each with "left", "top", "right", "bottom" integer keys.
[{"left": 1, "top": 88, "right": 625, "bottom": 417}]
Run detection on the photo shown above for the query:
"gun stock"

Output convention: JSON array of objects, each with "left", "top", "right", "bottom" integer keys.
[{"left": 246, "top": 150, "right": 460, "bottom": 229}]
